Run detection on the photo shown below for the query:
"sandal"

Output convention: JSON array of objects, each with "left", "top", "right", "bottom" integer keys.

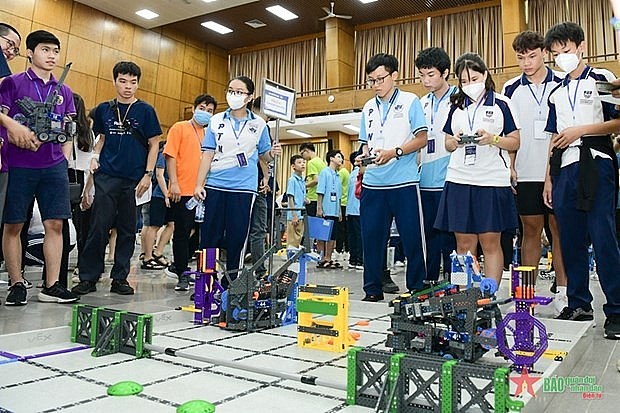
[
  {"left": 317, "top": 260, "right": 330, "bottom": 269},
  {"left": 153, "top": 254, "right": 169, "bottom": 267},
  {"left": 330, "top": 261, "right": 342, "bottom": 269},
  {"left": 141, "top": 258, "right": 166, "bottom": 270}
]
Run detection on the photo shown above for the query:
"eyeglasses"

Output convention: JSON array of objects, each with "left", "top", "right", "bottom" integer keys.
[
  {"left": 0, "top": 35, "right": 19, "bottom": 56},
  {"left": 366, "top": 72, "right": 392, "bottom": 87},
  {"left": 227, "top": 89, "right": 250, "bottom": 97}
]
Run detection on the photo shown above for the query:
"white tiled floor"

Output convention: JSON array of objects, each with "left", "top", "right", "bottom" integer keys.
[{"left": 1, "top": 249, "right": 618, "bottom": 412}]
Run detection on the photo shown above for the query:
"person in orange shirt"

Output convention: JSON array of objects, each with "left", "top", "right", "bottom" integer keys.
[{"left": 163, "top": 94, "right": 217, "bottom": 291}]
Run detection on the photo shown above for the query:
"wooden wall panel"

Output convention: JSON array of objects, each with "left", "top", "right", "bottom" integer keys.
[
  {"left": 4, "top": 0, "right": 36, "bottom": 20},
  {"left": 154, "top": 94, "right": 182, "bottom": 127},
  {"left": 156, "top": 66, "right": 183, "bottom": 100},
  {"left": 159, "top": 36, "right": 185, "bottom": 69},
  {"left": 33, "top": 0, "right": 72, "bottom": 33},
  {"left": 129, "top": 56, "right": 159, "bottom": 93},
  {"left": 132, "top": 27, "right": 161, "bottom": 63},
  {"left": 98, "top": 46, "right": 132, "bottom": 80},
  {"left": 183, "top": 45, "right": 207, "bottom": 78},
  {"left": 65, "top": 71, "right": 98, "bottom": 109},
  {"left": 66, "top": 35, "right": 101, "bottom": 76},
  {"left": 102, "top": 16, "right": 134, "bottom": 53},
  {"left": 70, "top": 2, "right": 106, "bottom": 43},
  {"left": 95, "top": 78, "right": 116, "bottom": 106},
  {"left": 180, "top": 74, "right": 205, "bottom": 103}
]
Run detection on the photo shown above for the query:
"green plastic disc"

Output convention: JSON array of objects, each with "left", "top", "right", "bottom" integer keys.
[
  {"left": 176, "top": 400, "right": 216, "bottom": 413},
  {"left": 107, "top": 381, "right": 144, "bottom": 396}
]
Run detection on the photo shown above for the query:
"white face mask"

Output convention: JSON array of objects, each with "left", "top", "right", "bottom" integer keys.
[
  {"left": 462, "top": 82, "right": 486, "bottom": 101},
  {"left": 226, "top": 92, "right": 247, "bottom": 110},
  {"left": 555, "top": 53, "right": 580, "bottom": 73}
]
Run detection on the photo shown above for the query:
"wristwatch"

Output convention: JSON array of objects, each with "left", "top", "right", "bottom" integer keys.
[
  {"left": 395, "top": 147, "right": 404, "bottom": 159},
  {"left": 145, "top": 170, "right": 153, "bottom": 177}
]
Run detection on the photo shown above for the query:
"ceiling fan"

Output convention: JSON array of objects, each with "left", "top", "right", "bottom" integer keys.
[{"left": 319, "top": 2, "right": 353, "bottom": 21}]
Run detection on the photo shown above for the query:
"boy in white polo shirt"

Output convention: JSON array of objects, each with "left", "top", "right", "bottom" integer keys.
[
  {"left": 543, "top": 22, "right": 620, "bottom": 339},
  {"left": 502, "top": 31, "right": 568, "bottom": 314},
  {"left": 415, "top": 47, "right": 457, "bottom": 282}
]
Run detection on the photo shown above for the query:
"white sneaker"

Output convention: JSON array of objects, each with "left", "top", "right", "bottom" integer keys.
[{"left": 554, "top": 293, "right": 568, "bottom": 315}]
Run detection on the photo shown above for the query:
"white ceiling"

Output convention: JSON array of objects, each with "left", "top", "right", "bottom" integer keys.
[
  {"left": 75, "top": 0, "right": 259, "bottom": 30},
  {"left": 268, "top": 112, "right": 361, "bottom": 140}
]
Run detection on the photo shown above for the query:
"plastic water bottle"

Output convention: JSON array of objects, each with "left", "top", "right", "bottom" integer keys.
[
  {"left": 194, "top": 200, "right": 205, "bottom": 223},
  {"left": 186, "top": 197, "right": 200, "bottom": 210}
]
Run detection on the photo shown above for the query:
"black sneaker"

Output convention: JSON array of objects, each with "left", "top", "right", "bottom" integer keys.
[
  {"left": 110, "top": 279, "right": 134, "bottom": 295},
  {"left": 604, "top": 314, "right": 620, "bottom": 339},
  {"left": 555, "top": 306, "right": 594, "bottom": 321},
  {"left": 71, "top": 280, "right": 97, "bottom": 295},
  {"left": 175, "top": 275, "right": 190, "bottom": 291},
  {"left": 362, "top": 294, "right": 384, "bottom": 302},
  {"left": 382, "top": 271, "right": 399, "bottom": 294},
  {"left": 38, "top": 281, "right": 80, "bottom": 304},
  {"left": 5, "top": 282, "right": 27, "bottom": 306}
]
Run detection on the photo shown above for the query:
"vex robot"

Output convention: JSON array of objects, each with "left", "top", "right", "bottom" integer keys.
[{"left": 13, "top": 62, "right": 76, "bottom": 144}]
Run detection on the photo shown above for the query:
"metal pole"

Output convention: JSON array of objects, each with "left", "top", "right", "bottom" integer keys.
[
  {"left": 268, "top": 118, "right": 280, "bottom": 276},
  {"left": 145, "top": 344, "right": 347, "bottom": 392}
]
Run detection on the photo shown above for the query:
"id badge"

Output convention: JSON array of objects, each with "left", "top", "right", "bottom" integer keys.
[
  {"left": 534, "top": 119, "right": 548, "bottom": 140},
  {"left": 464, "top": 145, "right": 476, "bottom": 166},
  {"left": 330, "top": 192, "right": 337, "bottom": 202},
  {"left": 49, "top": 113, "right": 62, "bottom": 130},
  {"left": 427, "top": 138, "right": 436, "bottom": 154},
  {"left": 236, "top": 151, "right": 248, "bottom": 167}
]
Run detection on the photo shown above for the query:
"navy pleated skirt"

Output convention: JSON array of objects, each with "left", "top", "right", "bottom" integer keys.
[{"left": 434, "top": 182, "right": 518, "bottom": 233}]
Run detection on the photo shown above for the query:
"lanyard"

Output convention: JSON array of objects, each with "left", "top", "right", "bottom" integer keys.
[
  {"left": 430, "top": 86, "right": 453, "bottom": 126},
  {"left": 33, "top": 81, "right": 53, "bottom": 103},
  {"left": 466, "top": 94, "right": 485, "bottom": 133},
  {"left": 116, "top": 100, "right": 135, "bottom": 126},
  {"left": 526, "top": 81, "right": 548, "bottom": 111},
  {"left": 375, "top": 89, "right": 399, "bottom": 127},
  {"left": 330, "top": 169, "right": 339, "bottom": 193},
  {"left": 566, "top": 68, "right": 589, "bottom": 121},
  {"left": 189, "top": 120, "right": 204, "bottom": 145},
  {"left": 229, "top": 118, "right": 248, "bottom": 144}
]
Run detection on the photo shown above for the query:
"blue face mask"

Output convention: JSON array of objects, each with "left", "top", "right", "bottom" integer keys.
[{"left": 193, "top": 109, "right": 212, "bottom": 126}]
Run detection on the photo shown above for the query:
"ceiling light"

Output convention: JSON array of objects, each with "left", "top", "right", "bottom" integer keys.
[
  {"left": 245, "top": 19, "right": 267, "bottom": 29},
  {"left": 358, "top": 0, "right": 378, "bottom": 3},
  {"left": 201, "top": 21, "right": 233, "bottom": 34},
  {"left": 202, "top": 0, "right": 217, "bottom": 3},
  {"left": 343, "top": 124, "right": 360, "bottom": 133},
  {"left": 288, "top": 129, "right": 312, "bottom": 138},
  {"left": 266, "top": 5, "right": 298, "bottom": 21},
  {"left": 135, "top": 9, "right": 159, "bottom": 20}
]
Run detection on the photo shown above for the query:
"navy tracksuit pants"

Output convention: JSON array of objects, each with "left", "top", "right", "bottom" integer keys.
[
  {"left": 553, "top": 158, "right": 620, "bottom": 316},
  {"left": 360, "top": 185, "right": 426, "bottom": 295}
]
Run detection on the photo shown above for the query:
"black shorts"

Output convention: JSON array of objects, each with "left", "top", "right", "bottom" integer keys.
[
  {"left": 149, "top": 197, "right": 173, "bottom": 227},
  {"left": 323, "top": 215, "right": 339, "bottom": 241},
  {"left": 515, "top": 181, "right": 552, "bottom": 216},
  {"left": 306, "top": 201, "right": 318, "bottom": 217}
]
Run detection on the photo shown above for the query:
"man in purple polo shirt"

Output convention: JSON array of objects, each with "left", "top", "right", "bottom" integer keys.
[
  {"left": 0, "top": 23, "right": 38, "bottom": 240},
  {"left": 0, "top": 22, "right": 37, "bottom": 151},
  {"left": 0, "top": 30, "right": 79, "bottom": 306}
]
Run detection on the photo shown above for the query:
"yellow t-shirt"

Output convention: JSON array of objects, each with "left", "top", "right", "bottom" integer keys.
[
  {"left": 306, "top": 156, "right": 327, "bottom": 202},
  {"left": 163, "top": 121, "right": 204, "bottom": 196}
]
